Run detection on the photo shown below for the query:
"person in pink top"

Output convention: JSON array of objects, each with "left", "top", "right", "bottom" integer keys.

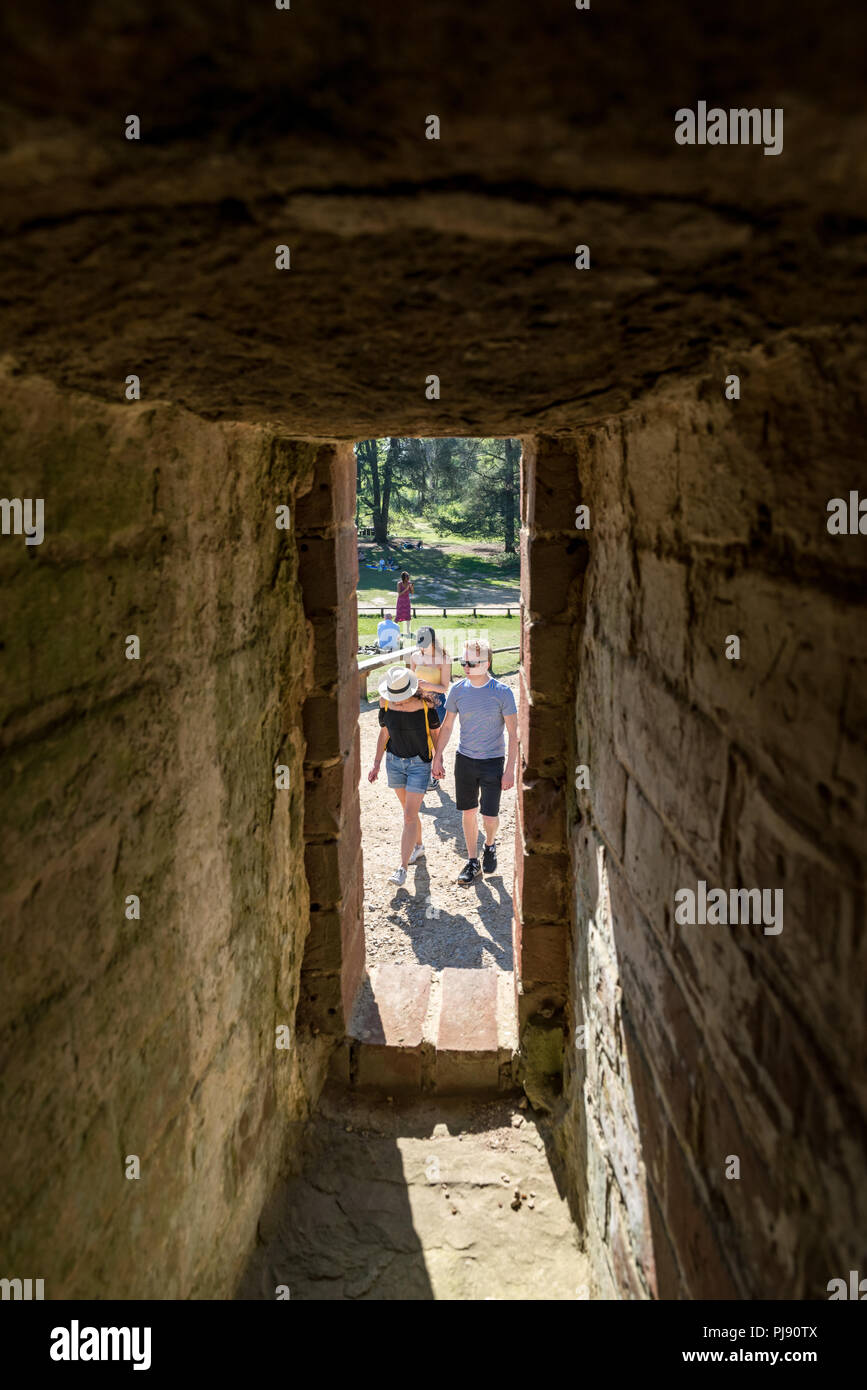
[{"left": 395, "top": 570, "right": 414, "bottom": 636}]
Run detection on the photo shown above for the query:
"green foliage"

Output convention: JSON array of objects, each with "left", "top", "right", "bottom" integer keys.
[{"left": 355, "top": 437, "right": 521, "bottom": 552}]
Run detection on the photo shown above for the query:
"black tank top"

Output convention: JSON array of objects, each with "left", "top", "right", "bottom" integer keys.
[{"left": 379, "top": 703, "right": 441, "bottom": 761}]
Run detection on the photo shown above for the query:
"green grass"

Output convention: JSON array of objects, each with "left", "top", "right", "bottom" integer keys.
[
  {"left": 357, "top": 539, "right": 519, "bottom": 606},
  {"left": 357, "top": 613, "right": 520, "bottom": 678}
]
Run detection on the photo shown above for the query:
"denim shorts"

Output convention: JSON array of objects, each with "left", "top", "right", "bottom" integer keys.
[{"left": 385, "top": 750, "right": 432, "bottom": 793}]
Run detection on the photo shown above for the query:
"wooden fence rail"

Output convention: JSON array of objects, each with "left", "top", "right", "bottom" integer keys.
[{"left": 357, "top": 604, "right": 519, "bottom": 618}]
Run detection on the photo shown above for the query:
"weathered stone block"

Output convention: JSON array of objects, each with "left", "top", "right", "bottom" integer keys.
[
  {"left": 521, "top": 922, "right": 568, "bottom": 983},
  {"left": 517, "top": 773, "right": 567, "bottom": 852},
  {"left": 294, "top": 443, "right": 356, "bottom": 532},
  {"left": 304, "top": 732, "right": 360, "bottom": 839},
  {"left": 518, "top": 674, "right": 569, "bottom": 777},
  {"left": 520, "top": 529, "right": 588, "bottom": 618},
  {"left": 521, "top": 614, "right": 574, "bottom": 703},
  {"left": 525, "top": 436, "right": 582, "bottom": 532},
  {"left": 297, "top": 526, "right": 358, "bottom": 616}
]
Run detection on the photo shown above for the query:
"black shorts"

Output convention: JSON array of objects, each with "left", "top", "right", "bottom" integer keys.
[{"left": 454, "top": 751, "right": 505, "bottom": 817}]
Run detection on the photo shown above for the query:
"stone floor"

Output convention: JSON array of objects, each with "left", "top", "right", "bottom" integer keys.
[
  {"left": 358, "top": 672, "right": 518, "bottom": 974},
  {"left": 237, "top": 1082, "right": 588, "bottom": 1300}
]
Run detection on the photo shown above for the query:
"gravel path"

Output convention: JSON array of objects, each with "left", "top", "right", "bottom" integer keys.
[{"left": 358, "top": 674, "right": 518, "bottom": 973}]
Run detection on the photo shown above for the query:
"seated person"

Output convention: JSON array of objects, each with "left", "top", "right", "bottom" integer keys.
[{"left": 376, "top": 612, "right": 401, "bottom": 652}]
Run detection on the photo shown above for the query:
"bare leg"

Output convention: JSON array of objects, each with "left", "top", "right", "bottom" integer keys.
[
  {"left": 462, "top": 807, "right": 479, "bottom": 860},
  {"left": 482, "top": 814, "right": 499, "bottom": 847},
  {"left": 401, "top": 790, "right": 425, "bottom": 868}
]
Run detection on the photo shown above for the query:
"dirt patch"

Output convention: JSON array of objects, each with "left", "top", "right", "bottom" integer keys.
[{"left": 237, "top": 1082, "right": 588, "bottom": 1301}]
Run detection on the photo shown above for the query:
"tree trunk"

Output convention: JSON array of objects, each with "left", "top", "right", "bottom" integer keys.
[
  {"left": 363, "top": 439, "right": 385, "bottom": 542},
  {"left": 380, "top": 436, "right": 399, "bottom": 542}
]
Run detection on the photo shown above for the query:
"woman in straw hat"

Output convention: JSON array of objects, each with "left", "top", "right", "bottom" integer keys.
[
  {"left": 368, "top": 664, "right": 442, "bottom": 886},
  {"left": 409, "top": 624, "right": 451, "bottom": 789}
]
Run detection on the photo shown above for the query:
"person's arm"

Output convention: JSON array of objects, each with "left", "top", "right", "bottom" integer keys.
[
  {"left": 418, "top": 661, "right": 449, "bottom": 697},
  {"left": 501, "top": 712, "right": 518, "bottom": 790},
  {"left": 369, "top": 709, "right": 390, "bottom": 781},
  {"left": 431, "top": 710, "right": 457, "bottom": 779}
]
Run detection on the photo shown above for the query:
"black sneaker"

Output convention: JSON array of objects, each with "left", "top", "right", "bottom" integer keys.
[
  {"left": 457, "top": 858, "right": 481, "bottom": 886},
  {"left": 482, "top": 842, "right": 497, "bottom": 874}
]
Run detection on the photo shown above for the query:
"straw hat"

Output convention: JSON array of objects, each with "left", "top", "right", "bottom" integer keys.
[{"left": 378, "top": 665, "right": 419, "bottom": 702}]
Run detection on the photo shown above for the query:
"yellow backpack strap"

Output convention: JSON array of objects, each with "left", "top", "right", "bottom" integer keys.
[
  {"left": 382, "top": 699, "right": 389, "bottom": 745},
  {"left": 423, "top": 703, "right": 434, "bottom": 759}
]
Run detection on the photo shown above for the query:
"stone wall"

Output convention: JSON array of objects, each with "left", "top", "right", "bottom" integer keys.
[
  {"left": 557, "top": 328, "right": 867, "bottom": 1298},
  {"left": 0, "top": 367, "right": 329, "bottom": 1297},
  {"left": 514, "top": 437, "right": 586, "bottom": 1105}
]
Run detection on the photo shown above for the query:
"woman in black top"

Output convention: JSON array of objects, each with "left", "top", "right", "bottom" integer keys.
[{"left": 368, "top": 665, "right": 442, "bottom": 886}]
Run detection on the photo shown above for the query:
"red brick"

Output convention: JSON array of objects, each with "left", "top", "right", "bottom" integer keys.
[
  {"left": 302, "top": 677, "right": 358, "bottom": 763},
  {"left": 304, "top": 819, "right": 360, "bottom": 907},
  {"left": 297, "top": 526, "right": 358, "bottom": 616},
  {"left": 304, "top": 733, "right": 360, "bottom": 838},
  {"left": 517, "top": 676, "right": 569, "bottom": 777},
  {"left": 299, "top": 906, "right": 342, "bottom": 973},
  {"left": 351, "top": 963, "right": 432, "bottom": 1047},
  {"left": 301, "top": 851, "right": 362, "bottom": 972},
  {"left": 309, "top": 601, "right": 359, "bottom": 692},
  {"left": 517, "top": 848, "right": 570, "bottom": 923},
  {"left": 340, "top": 887, "right": 365, "bottom": 1025},
  {"left": 521, "top": 615, "right": 573, "bottom": 702},
  {"left": 438, "top": 968, "right": 498, "bottom": 1052},
  {"left": 521, "top": 922, "right": 568, "bottom": 983},
  {"left": 518, "top": 774, "right": 567, "bottom": 851},
  {"left": 520, "top": 438, "right": 533, "bottom": 528}
]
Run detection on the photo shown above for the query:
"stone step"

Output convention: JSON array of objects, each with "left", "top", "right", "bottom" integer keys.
[
  {"left": 329, "top": 964, "right": 519, "bottom": 1095},
  {"left": 436, "top": 966, "right": 499, "bottom": 1091}
]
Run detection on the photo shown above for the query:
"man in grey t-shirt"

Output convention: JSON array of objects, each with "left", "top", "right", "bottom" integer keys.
[{"left": 431, "top": 638, "right": 518, "bottom": 885}]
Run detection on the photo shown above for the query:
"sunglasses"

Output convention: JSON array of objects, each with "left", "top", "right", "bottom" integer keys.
[{"left": 461, "top": 659, "right": 484, "bottom": 667}]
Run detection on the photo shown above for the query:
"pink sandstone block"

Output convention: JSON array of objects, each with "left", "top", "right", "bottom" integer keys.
[
  {"left": 350, "top": 963, "right": 431, "bottom": 1047},
  {"left": 437, "top": 968, "right": 498, "bottom": 1052}
]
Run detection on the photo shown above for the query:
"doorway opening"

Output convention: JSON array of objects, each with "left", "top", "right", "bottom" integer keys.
[
  {"left": 352, "top": 438, "right": 522, "bottom": 1091},
  {"left": 296, "top": 435, "right": 582, "bottom": 1102}
]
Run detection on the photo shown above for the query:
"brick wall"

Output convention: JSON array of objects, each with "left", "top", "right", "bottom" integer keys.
[
  {"left": 557, "top": 329, "right": 867, "bottom": 1298},
  {"left": 0, "top": 369, "right": 325, "bottom": 1297},
  {"left": 296, "top": 442, "right": 366, "bottom": 1036},
  {"left": 514, "top": 437, "right": 586, "bottom": 1100}
]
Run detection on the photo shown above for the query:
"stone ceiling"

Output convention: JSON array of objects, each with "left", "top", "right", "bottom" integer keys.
[{"left": 1, "top": 0, "right": 865, "bottom": 437}]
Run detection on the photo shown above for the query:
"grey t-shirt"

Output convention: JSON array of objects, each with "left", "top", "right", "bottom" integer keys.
[{"left": 444, "top": 677, "right": 517, "bottom": 759}]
